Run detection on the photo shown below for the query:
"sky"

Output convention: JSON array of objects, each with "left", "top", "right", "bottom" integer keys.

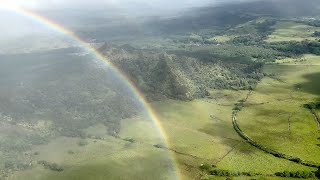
[
  {"left": 1, "top": 0, "right": 218, "bottom": 11},
  {"left": 0, "top": 0, "right": 255, "bottom": 53},
  {"left": 0, "top": 0, "right": 261, "bottom": 18},
  {"left": 0, "top": 0, "right": 223, "bottom": 37}
]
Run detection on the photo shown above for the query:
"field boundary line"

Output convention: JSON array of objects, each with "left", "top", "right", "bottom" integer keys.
[{"left": 231, "top": 92, "right": 320, "bottom": 168}]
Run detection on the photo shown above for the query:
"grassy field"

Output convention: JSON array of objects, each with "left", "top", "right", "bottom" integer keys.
[
  {"left": 203, "top": 176, "right": 316, "bottom": 180},
  {"left": 237, "top": 55, "right": 320, "bottom": 165},
  {"left": 8, "top": 87, "right": 318, "bottom": 179},
  {"left": 266, "top": 22, "right": 320, "bottom": 42},
  {"left": 5, "top": 50, "right": 320, "bottom": 179},
  {"left": 152, "top": 95, "right": 243, "bottom": 179},
  {"left": 153, "top": 90, "right": 316, "bottom": 179},
  {"left": 9, "top": 133, "right": 176, "bottom": 180}
]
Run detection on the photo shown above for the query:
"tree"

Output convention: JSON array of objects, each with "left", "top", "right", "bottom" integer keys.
[
  {"left": 313, "top": 31, "right": 320, "bottom": 37},
  {"left": 316, "top": 168, "right": 320, "bottom": 178}
]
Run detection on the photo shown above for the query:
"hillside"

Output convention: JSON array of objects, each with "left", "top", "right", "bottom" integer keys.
[
  {"left": 101, "top": 44, "right": 265, "bottom": 101},
  {"left": 146, "top": 0, "right": 320, "bottom": 35}
]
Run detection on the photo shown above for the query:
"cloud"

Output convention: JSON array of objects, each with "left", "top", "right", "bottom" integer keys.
[{"left": 1, "top": 0, "right": 217, "bottom": 10}]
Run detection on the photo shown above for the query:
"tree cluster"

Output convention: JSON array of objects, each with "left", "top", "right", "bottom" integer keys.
[
  {"left": 275, "top": 171, "right": 316, "bottom": 178},
  {"left": 304, "top": 102, "right": 320, "bottom": 109},
  {"left": 200, "top": 163, "right": 260, "bottom": 177},
  {"left": 38, "top": 160, "right": 64, "bottom": 172},
  {"left": 313, "top": 31, "right": 320, "bottom": 37},
  {"left": 266, "top": 40, "right": 320, "bottom": 55}
]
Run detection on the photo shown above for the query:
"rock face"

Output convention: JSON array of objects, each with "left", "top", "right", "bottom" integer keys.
[{"left": 101, "top": 44, "right": 264, "bottom": 101}]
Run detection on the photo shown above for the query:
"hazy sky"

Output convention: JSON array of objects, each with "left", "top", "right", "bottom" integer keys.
[
  {"left": 0, "top": 0, "right": 254, "bottom": 52},
  {"left": 0, "top": 0, "right": 229, "bottom": 35},
  {"left": 0, "top": 0, "right": 262, "bottom": 18},
  {"left": 1, "top": 0, "right": 218, "bottom": 10}
]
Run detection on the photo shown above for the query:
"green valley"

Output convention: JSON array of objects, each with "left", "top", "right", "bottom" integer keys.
[{"left": 1, "top": 0, "right": 320, "bottom": 180}]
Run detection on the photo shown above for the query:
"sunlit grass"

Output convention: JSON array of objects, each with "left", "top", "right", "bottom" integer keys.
[
  {"left": 10, "top": 136, "right": 175, "bottom": 180},
  {"left": 119, "top": 116, "right": 163, "bottom": 144},
  {"left": 237, "top": 55, "right": 320, "bottom": 163},
  {"left": 217, "top": 143, "right": 314, "bottom": 174},
  {"left": 9, "top": 56, "right": 320, "bottom": 179},
  {"left": 266, "top": 22, "right": 320, "bottom": 42},
  {"left": 9, "top": 90, "right": 318, "bottom": 180}
]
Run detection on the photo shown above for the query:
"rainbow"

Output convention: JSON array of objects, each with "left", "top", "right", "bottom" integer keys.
[{"left": 1, "top": 3, "right": 180, "bottom": 179}]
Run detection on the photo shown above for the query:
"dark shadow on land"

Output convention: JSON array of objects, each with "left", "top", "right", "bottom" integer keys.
[
  {"left": 299, "top": 72, "right": 320, "bottom": 97},
  {"left": 198, "top": 121, "right": 259, "bottom": 156},
  {"left": 198, "top": 120, "right": 293, "bottom": 159},
  {"left": 32, "top": 150, "right": 175, "bottom": 180}
]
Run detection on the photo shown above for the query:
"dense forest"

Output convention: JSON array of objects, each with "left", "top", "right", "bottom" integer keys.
[{"left": 101, "top": 44, "right": 265, "bottom": 101}]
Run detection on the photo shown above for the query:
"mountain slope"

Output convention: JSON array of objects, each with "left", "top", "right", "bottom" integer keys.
[
  {"left": 101, "top": 44, "right": 264, "bottom": 101},
  {"left": 147, "top": 0, "right": 320, "bottom": 34}
]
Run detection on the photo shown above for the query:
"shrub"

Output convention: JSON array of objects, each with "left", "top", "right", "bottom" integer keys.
[
  {"left": 153, "top": 144, "right": 166, "bottom": 149},
  {"left": 313, "top": 31, "right": 320, "bottom": 37},
  {"left": 304, "top": 102, "right": 320, "bottom": 109},
  {"left": 275, "top": 171, "right": 316, "bottom": 178},
  {"left": 77, "top": 139, "right": 88, "bottom": 146},
  {"left": 38, "top": 160, "right": 64, "bottom": 172},
  {"left": 202, "top": 167, "right": 258, "bottom": 177},
  {"left": 16, "top": 163, "right": 29, "bottom": 170},
  {"left": 200, "top": 163, "right": 212, "bottom": 171},
  {"left": 68, "top": 150, "right": 75, "bottom": 154},
  {"left": 233, "top": 105, "right": 242, "bottom": 111},
  {"left": 123, "top": 138, "right": 135, "bottom": 143},
  {"left": 316, "top": 168, "right": 320, "bottom": 178}
]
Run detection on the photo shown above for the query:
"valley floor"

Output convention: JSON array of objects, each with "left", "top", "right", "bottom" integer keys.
[{"left": 7, "top": 55, "right": 320, "bottom": 180}]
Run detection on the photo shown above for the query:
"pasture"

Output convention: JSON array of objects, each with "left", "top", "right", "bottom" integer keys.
[
  {"left": 266, "top": 22, "right": 320, "bottom": 42},
  {"left": 237, "top": 55, "right": 320, "bottom": 167},
  {"left": 9, "top": 86, "right": 318, "bottom": 179}
]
